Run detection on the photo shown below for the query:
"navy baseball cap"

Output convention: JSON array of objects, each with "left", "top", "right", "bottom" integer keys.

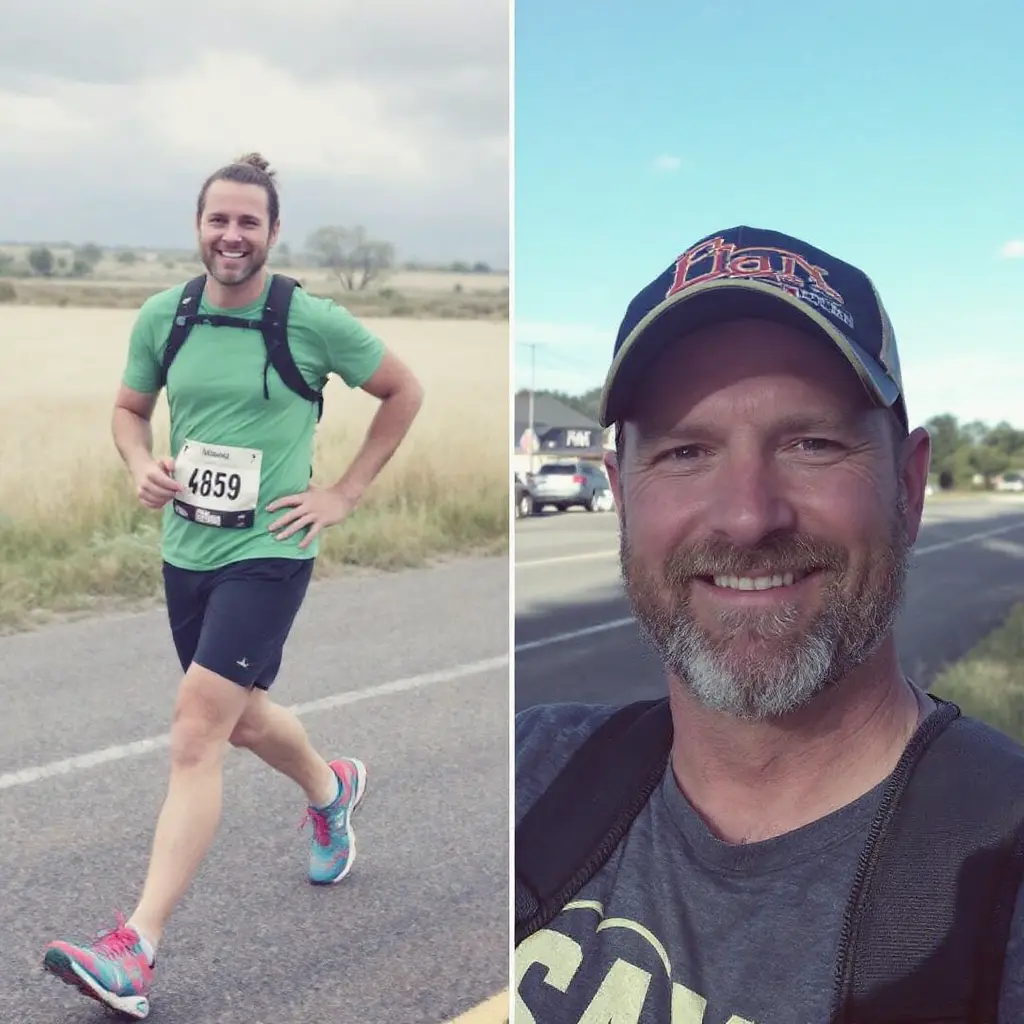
[{"left": 598, "top": 226, "right": 907, "bottom": 430}]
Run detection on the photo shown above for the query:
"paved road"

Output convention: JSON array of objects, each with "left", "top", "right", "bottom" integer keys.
[
  {"left": 0, "top": 557, "right": 509, "bottom": 1024},
  {"left": 515, "top": 498, "right": 1024, "bottom": 712}
]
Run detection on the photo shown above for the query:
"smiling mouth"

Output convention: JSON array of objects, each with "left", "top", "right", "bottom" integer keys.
[
  {"left": 216, "top": 249, "right": 249, "bottom": 260},
  {"left": 704, "top": 570, "right": 814, "bottom": 592}
]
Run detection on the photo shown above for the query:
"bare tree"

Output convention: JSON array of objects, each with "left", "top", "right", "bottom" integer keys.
[{"left": 305, "top": 226, "right": 395, "bottom": 290}]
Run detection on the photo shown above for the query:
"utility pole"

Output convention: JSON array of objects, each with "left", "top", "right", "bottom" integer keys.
[
  {"left": 528, "top": 342, "right": 536, "bottom": 476},
  {"left": 518, "top": 341, "right": 539, "bottom": 476}
]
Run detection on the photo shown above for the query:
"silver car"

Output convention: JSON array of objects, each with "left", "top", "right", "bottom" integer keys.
[{"left": 529, "top": 461, "right": 614, "bottom": 513}]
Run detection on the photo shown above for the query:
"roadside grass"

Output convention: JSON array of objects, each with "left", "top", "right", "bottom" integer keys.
[
  {"left": 0, "top": 312, "right": 508, "bottom": 632},
  {"left": 930, "top": 602, "right": 1024, "bottom": 742},
  {"left": 0, "top": 429, "right": 507, "bottom": 632}
]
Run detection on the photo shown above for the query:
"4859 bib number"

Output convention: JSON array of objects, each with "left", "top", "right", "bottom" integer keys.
[
  {"left": 187, "top": 467, "right": 243, "bottom": 502},
  {"left": 172, "top": 439, "right": 263, "bottom": 529}
]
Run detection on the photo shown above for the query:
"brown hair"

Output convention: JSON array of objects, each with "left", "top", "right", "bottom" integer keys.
[{"left": 196, "top": 152, "right": 280, "bottom": 225}]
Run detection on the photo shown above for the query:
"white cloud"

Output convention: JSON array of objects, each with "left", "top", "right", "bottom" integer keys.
[
  {"left": 0, "top": 88, "right": 98, "bottom": 155},
  {"left": 0, "top": 1, "right": 507, "bottom": 264},
  {"left": 135, "top": 53, "right": 427, "bottom": 181},
  {"left": 1000, "top": 240, "right": 1024, "bottom": 259},
  {"left": 652, "top": 154, "right": 682, "bottom": 173}
]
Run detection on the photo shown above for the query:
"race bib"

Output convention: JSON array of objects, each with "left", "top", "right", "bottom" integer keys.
[{"left": 172, "top": 439, "right": 263, "bottom": 529}]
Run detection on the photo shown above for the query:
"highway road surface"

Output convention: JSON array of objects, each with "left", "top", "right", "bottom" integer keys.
[
  {"left": 0, "top": 556, "right": 509, "bottom": 1024},
  {"left": 515, "top": 497, "right": 1024, "bottom": 712}
]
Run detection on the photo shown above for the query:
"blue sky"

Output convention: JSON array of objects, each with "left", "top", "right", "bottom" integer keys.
[{"left": 514, "top": 0, "right": 1024, "bottom": 429}]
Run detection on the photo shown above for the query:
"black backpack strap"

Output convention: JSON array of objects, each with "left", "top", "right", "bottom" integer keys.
[
  {"left": 832, "top": 697, "right": 1024, "bottom": 1023},
  {"left": 158, "top": 275, "right": 207, "bottom": 389},
  {"left": 259, "top": 274, "right": 323, "bottom": 422},
  {"left": 515, "top": 698, "right": 673, "bottom": 946}
]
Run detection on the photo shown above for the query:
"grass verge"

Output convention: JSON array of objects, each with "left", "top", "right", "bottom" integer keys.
[
  {"left": 930, "top": 602, "right": 1024, "bottom": 742},
  {"left": 0, "top": 441, "right": 507, "bottom": 634}
]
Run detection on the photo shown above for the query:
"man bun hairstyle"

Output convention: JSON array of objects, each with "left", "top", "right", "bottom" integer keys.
[{"left": 197, "top": 151, "right": 280, "bottom": 224}]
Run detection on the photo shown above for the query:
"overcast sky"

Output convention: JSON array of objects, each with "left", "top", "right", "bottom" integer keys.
[{"left": 0, "top": 0, "right": 509, "bottom": 266}]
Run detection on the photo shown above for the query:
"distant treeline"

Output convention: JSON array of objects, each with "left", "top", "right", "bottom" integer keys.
[
  {"left": 527, "top": 388, "right": 1024, "bottom": 490},
  {"left": 0, "top": 231, "right": 506, "bottom": 286}
]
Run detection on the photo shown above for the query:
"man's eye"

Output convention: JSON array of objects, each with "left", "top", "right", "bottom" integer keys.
[
  {"left": 664, "top": 445, "right": 703, "bottom": 461},
  {"left": 795, "top": 438, "right": 841, "bottom": 453}
]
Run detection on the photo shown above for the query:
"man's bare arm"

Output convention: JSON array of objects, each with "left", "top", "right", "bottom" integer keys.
[
  {"left": 330, "top": 350, "right": 424, "bottom": 504},
  {"left": 112, "top": 385, "right": 181, "bottom": 509}
]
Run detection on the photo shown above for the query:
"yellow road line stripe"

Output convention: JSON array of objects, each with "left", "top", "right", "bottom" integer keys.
[{"left": 443, "top": 989, "right": 508, "bottom": 1023}]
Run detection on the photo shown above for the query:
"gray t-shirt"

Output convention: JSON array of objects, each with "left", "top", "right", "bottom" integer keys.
[{"left": 515, "top": 702, "right": 1024, "bottom": 1024}]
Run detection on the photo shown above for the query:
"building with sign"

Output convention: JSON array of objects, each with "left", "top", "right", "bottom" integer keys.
[{"left": 513, "top": 392, "right": 611, "bottom": 477}]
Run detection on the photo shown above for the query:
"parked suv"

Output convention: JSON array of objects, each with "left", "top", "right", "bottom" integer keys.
[{"left": 529, "top": 460, "right": 614, "bottom": 513}]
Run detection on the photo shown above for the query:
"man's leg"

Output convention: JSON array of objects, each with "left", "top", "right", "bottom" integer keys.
[
  {"left": 230, "top": 690, "right": 340, "bottom": 807},
  {"left": 220, "top": 557, "right": 368, "bottom": 885},
  {"left": 127, "top": 663, "right": 251, "bottom": 948},
  {"left": 41, "top": 563, "right": 222, "bottom": 1018}
]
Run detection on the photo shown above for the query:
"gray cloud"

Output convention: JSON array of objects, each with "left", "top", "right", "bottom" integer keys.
[{"left": 0, "top": 0, "right": 508, "bottom": 265}]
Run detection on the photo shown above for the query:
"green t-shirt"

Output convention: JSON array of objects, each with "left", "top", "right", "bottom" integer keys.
[{"left": 121, "top": 275, "right": 385, "bottom": 571}]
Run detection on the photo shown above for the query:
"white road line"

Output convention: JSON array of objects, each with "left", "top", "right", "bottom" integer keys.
[
  {"left": 517, "top": 549, "right": 618, "bottom": 567},
  {"left": 914, "top": 521, "right": 1024, "bottom": 555},
  {"left": 516, "top": 617, "right": 634, "bottom": 654},
  {"left": 6, "top": 519, "right": 1023, "bottom": 793},
  {"left": 0, "top": 654, "right": 508, "bottom": 792},
  {"left": 514, "top": 517, "right": 1024, "bottom": 654},
  {"left": 516, "top": 518, "right": 1024, "bottom": 569}
]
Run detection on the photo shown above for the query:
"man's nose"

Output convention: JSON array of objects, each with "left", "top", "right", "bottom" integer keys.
[{"left": 704, "top": 452, "right": 797, "bottom": 548}]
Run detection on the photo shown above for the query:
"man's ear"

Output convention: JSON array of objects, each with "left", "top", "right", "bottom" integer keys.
[{"left": 900, "top": 425, "right": 932, "bottom": 545}]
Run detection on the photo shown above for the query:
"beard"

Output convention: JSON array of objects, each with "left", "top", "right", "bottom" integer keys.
[
  {"left": 201, "top": 244, "right": 267, "bottom": 288},
  {"left": 620, "top": 489, "right": 911, "bottom": 721}
]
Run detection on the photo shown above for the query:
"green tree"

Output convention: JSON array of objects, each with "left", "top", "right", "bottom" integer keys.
[
  {"left": 75, "top": 243, "right": 103, "bottom": 269},
  {"left": 923, "top": 414, "right": 962, "bottom": 470},
  {"left": 28, "top": 247, "right": 54, "bottom": 276},
  {"left": 305, "top": 226, "right": 394, "bottom": 290},
  {"left": 970, "top": 444, "right": 1011, "bottom": 481}
]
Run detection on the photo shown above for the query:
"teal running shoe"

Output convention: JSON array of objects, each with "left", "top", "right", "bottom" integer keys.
[
  {"left": 303, "top": 756, "right": 367, "bottom": 884},
  {"left": 42, "top": 912, "right": 155, "bottom": 1019}
]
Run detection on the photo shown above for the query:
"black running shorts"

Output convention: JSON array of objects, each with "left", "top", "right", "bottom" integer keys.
[{"left": 162, "top": 556, "right": 315, "bottom": 689}]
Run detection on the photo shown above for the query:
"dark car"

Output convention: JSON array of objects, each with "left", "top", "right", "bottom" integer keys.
[{"left": 515, "top": 472, "right": 536, "bottom": 518}]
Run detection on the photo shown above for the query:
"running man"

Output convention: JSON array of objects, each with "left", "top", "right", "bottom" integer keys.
[{"left": 41, "top": 153, "right": 424, "bottom": 1019}]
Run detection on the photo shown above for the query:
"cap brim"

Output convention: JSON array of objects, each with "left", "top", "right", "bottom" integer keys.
[{"left": 599, "top": 278, "right": 903, "bottom": 428}]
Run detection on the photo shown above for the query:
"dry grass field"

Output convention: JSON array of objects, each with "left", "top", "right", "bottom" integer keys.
[
  {"left": 0, "top": 247, "right": 509, "bottom": 319},
  {"left": 0, "top": 305, "right": 509, "bottom": 630}
]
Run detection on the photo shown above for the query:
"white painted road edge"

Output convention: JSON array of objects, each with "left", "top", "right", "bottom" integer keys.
[
  {"left": 517, "top": 518, "right": 1024, "bottom": 568},
  {"left": 4, "top": 516, "right": 1023, "bottom": 793},
  {"left": 0, "top": 655, "right": 507, "bottom": 793}
]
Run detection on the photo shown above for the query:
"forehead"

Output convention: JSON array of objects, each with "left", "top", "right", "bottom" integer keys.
[
  {"left": 201, "top": 179, "right": 269, "bottom": 221},
  {"left": 629, "top": 318, "right": 873, "bottom": 434}
]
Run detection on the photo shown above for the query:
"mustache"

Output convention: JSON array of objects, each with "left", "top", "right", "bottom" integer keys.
[{"left": 660, "top": 533, "right": 849, "bottom": 584}]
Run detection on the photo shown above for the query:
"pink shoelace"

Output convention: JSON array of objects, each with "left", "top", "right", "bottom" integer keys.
[
  {"left": 92, "top": 913, "right": 140, "bottom": 959},
  {"left": 301, "top": 807, "right": 332, "bottom": 847}
]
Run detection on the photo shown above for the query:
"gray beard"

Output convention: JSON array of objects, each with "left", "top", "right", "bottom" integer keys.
[{"left": 620, "top": 491, "right": 910, "bottom": 721}]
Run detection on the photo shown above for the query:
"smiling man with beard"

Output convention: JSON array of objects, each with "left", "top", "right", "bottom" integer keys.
[
  {"left": 514, "top": 227, "right": 1024, "bottom": 1024},
  {"left": 41, "top": 153, "right": 423, "bottom": 1019}
]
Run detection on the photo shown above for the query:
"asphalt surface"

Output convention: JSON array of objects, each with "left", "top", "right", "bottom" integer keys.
[
  {"left": 515, "top": 497, "right": 1024, "bottom": 712},
  {"left": 0, "top": 557, "right": 509, "bottom": 1024}
]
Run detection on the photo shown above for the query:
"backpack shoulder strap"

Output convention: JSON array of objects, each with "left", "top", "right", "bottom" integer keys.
[
  {"left": 158, "top": 276, "right": 207, "bottom": 389},
  {"left": 833, "top": 697, "right": 1024, "bottom": 1023},
  {"left": 259, "top": 274, "right": 324, "bottom": 421},
  {"left": 515, "top": 697, "right": 673, "bottom": 945}
]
